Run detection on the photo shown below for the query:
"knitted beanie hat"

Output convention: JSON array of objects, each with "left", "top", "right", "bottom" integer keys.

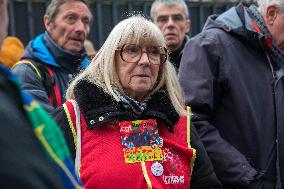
[{"left": 0, "top": 36, "right": 24, "bottom": 68}]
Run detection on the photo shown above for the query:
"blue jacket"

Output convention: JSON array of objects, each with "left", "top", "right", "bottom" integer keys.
[
  {"left": 179, "top": 3, "right": 284, "bottom": 188},
  {"left": 12, "top": 33, "right": 88, "bottom": 113}
]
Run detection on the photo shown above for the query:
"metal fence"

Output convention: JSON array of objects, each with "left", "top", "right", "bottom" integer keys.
[{"left": 8, "top": 0, "right": 256, "bottom": 49}]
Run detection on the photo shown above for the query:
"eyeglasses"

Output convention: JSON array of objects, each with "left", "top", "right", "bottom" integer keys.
[{"left": 116, "top": 44, "right": 168, "bottom": 65}]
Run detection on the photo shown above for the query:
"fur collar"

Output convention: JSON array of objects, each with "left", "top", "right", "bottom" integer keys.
[{"left": 74, "top": 80, "right": 179, "bottom": 132}]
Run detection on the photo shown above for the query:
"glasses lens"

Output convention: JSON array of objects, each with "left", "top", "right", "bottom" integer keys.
[
  {"left": 120, "top": 44, "right": 167, "bottom": 64},
  {"left": 121, "top": 44, "right": 141, "bottom": 63},
  {"left": 147, "top": 46, "right": 164, "bottom": 64}
]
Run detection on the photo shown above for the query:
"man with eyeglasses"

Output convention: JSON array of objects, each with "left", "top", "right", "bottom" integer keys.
[
  {"left": 151, "top": 0, "right": 190, "bottom": 71},
  {"left": 151, "top": 1, "right": 222, "bottom": 188}
]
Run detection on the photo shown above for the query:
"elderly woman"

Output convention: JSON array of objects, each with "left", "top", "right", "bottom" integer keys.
[{"left": 54, "top": 15, "right": 220, "bottom": 189}]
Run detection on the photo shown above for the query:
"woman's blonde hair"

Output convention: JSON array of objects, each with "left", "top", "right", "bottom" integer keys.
[{"left": 66, "top": 15, "right": 186, "bottom": 115}]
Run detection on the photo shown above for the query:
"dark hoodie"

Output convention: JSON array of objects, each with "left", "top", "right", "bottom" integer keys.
[{"left": 179, "top": 3, "right": 284, "bottom": 189}]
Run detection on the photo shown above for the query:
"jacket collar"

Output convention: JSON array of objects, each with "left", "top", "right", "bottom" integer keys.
[
  {"left": 22, "top": 33, "right": 89, "bottom": 73},
  {"left": 169, "top": 36, "right": 189, "bottom": 71},
  {"left": 74, "top": 80, "right": 179, "bottom": 132}
]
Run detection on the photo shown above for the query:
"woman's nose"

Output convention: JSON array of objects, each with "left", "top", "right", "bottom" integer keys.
[{"left": 138, "top": 51, "right": 150, "bottom": 65}]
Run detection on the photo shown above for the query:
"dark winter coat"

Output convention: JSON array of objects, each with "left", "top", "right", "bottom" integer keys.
[
  {"left": 0, "top": 64, "right": 64, "bottom": 189},
  {"left": 12, "top": 32, "right": 88, "bottom": 113},
  {"left": 169, "top": 35, "right": 189, "bottom": 71},
  {"left": 53, "top": 80, "right": 222, "bottom": 188},
  {"left": 179, "top": 3, "right": 284, "bottom": 188}
]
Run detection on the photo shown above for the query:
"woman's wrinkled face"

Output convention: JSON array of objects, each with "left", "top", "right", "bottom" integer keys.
[{"left": 115, "top": 42, "right": 165, "bottom": 101}]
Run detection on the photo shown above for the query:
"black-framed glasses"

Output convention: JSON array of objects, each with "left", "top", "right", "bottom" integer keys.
[{"left": 116, "top": 44, "right": 168, "bottom": 65}]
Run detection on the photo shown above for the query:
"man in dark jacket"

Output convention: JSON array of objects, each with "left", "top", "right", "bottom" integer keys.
[
  {"left": 0, "top": 0, "right": 80, "bottom": 188},
  {"left": 12, "top": 0, "right": 92, "bottom": 113},
  {"left": 179, "top": 0, "right": 284, "bottom": 188},
  {"left": 150, "top": 0, "right": 190, "bottom": 71}
]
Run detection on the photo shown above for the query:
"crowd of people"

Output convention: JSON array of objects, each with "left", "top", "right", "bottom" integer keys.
[{"left": 1, "top": 0, "right": 284, "bottom": 188}]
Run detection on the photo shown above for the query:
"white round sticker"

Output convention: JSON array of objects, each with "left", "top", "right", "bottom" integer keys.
[{"left": 151, "top": 162, "right": 164, "bottom": 177}]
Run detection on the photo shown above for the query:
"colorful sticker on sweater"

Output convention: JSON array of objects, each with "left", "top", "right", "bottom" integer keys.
[{"left": 119, "top": 119, "right": 163, "bottom": 163}]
